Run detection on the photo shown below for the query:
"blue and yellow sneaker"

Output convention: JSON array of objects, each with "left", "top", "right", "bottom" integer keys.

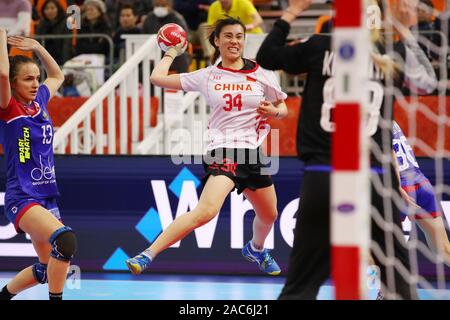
[
  {"left": 126, "top": 253, "right": 152, "bottom": 275},
  {"left": 241, "top": 241, "right": 281, "bottom": 275}
]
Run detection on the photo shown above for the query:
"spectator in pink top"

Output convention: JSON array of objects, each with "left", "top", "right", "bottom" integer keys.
[{"left": 0, "top": 0, "right": 32, "bottom": 36}]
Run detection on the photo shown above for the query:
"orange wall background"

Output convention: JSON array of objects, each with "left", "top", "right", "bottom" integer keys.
[
  {"left": 432, "top": 0, "right": 446, "bottom": 11},
  {"left": 267, "top": 96, "right": 450, "bottom": 157},
  {"left": 1, "top": 96, "right": 448, "bottom": 157},
  {"left": 45, "top": 96, "right": 158, "bottom": 155}
]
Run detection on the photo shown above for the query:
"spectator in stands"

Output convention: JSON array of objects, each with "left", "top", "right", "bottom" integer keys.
[
  {"left": 67, "top": 0, "right": 85, "bottom": 7},
  {"left": 105, "top": 0, "right": 153, "bottom": 29},
  {"left": 207, "top": 0, "right": 263, "bottom": 34},
  {"left": 434, "top": 9, "right": 450, "bottom": 42},
  {"left": 414, "top": 0, "right": 440, "bottom": 61},
  {"left": 35, "top": 0, "right": 68, "bottom": 13},
  {"left": 75, "top": 0, "right": 113, "bottom": 59},
  {"left": 315, "top": 0, "right": 333, "bottom": 34},
  {"left": 434, "top": 9, "right": 450, "bottom": 91},
  {"left": 113, "top": 4, "right": 141, "bottom": 63},
  {"left": 30, "top": 0, "right": 41, "bottom": 22},
  {"left": 142, "top": 0, "right": 190, "bottom": 73},
  {"left": 174, "top": 0, "right": 212, "bottom": 47},
  {"left": 433, "top": 5, "right": 449, "bottom": 59},
  {"left": 0, "top": 0, "right": 32, "bottom": 36},
  {"left": 36, "top": 0, "right": 73, "bottom": 65}
]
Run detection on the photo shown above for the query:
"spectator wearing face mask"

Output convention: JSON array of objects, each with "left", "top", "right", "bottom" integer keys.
[{"left": 142, "top": 0, "right": 190, "bottom": 73}]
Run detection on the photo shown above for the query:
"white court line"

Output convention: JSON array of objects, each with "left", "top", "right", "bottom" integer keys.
[{"left": 0, "top": 243, "right": 37, "bottom": 257}]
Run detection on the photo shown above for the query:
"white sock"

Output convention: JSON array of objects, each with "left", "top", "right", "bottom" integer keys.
[
  {"left": 250, "top": 241, "right": 263, "bottom": 252},
  {"left": 142, "top": 248, "right": 154, "bottom": 260}
]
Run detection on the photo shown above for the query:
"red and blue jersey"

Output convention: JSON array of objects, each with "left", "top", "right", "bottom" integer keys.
[
  {"left": 392, "top": 121, "right": 440, "bottom": 218},
  {"left": 392, "top": 121, "right": 423, "bottom": 186},
  {"left": 0, "top": 85, "right": 59, "bottom": 200}
]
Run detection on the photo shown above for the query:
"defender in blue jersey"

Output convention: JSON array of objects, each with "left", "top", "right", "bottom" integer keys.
[
  {"left": 393, "top": 121, "right": 450, "bottom": 265},
  {"left": 0, "top": 31, "right": 77, "bottom": 300}
]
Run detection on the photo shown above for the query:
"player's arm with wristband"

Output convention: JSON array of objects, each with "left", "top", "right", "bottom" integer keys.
[{"left": 150, "top": 39, "right": 186, "bottom": 90}]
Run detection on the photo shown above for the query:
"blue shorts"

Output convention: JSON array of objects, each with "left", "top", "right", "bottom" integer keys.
[
  {"left": 4, "top": 197, "right": 61, "bottom": 233},
  {"left": 401, "top": 178, "right": 440, "bottom": 220}
]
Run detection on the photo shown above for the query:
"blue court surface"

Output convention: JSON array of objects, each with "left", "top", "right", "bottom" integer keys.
[{"left": 0, "top": 272, "right": 449, "bottom": 300}]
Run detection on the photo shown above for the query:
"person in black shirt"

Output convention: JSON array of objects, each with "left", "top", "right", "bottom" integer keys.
[
  {"left": 75, "top": 0, "right": 113, "bottom": 58},
  {"left": 256, "top": 0, "right": 428, "bottom": 300},
  {"left": 36, "top": 0, "right": 73, "bottom": 65},
  {"left": 112, "top": 4, "right": 141, "bottom": 63}
]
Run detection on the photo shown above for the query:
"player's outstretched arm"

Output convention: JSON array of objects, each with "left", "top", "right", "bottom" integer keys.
[
  {"left": 7, "top": 36, "right": 64, "bottom": 98},
  {"left": 282, "top": 0, "right": 313, "bottom": 24},
  {"left": 256, "top": 0, "right": 314, "bottom": 74},
  {"left": 150, "top": 46, "right": 183, "bottom": 90},
  {"left": 0, "top": 29, "right": 11, "bottom": 109}
]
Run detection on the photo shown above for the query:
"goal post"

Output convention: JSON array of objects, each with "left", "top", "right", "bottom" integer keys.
[{"left": 331, "top": 0, "right": 371, "bottom": 299}]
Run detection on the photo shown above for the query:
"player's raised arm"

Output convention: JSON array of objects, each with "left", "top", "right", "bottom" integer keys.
[
  {"left": 256, "top": 0, "right": 314, "bottom": 74},
  {"left": 150, "top": 24, "right": 187, "bottom": 90},
  {"left": 7, "top": 36, "right": 64, "bottom": 98},
  {"left": 150, "top": 47, "right": 184, "bottom": 90}
]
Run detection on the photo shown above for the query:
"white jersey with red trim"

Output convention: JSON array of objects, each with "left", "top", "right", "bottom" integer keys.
[{"left": 180, "top": 62, "right": 287, "bottom": 150}]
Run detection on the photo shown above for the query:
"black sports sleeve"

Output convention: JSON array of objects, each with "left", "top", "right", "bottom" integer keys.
[{"left": 256, "top": 19, "right": 315, "bottom": 74}]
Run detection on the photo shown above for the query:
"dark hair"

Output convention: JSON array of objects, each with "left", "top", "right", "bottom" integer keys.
[
  {"left": 8, "top": 56, "right": 38, "bottom": 83},
  {"left": 420, "top": 0, "right": 434, "bottom": 9},
  {"left": 152, "top": 0, "right": 173, "bottom": 6},
  {"left": 41, "top": 0, "right": 66, "bottom": 22},
  {"left": 119, "top": 4, "right": 137, "bottom": 16},
  {"left": 208, "top": 17, "right": 246, "bottom": 63}
]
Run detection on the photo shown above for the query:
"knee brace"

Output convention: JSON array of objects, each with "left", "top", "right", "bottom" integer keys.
[
  {"left": 32, "top": 262, "right": 48, "bottom": 284},
  {"left": 49, "top": 226, "right": 77, "bottom": 262}
]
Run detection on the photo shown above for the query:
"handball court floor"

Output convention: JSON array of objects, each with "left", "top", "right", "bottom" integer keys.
[{"left": 0, "top": 272, "right": 449, "bottom": 300}]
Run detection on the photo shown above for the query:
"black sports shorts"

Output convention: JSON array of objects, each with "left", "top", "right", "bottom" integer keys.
[{"left": 202, "top": 148, "right": 273, "bottom": 194}]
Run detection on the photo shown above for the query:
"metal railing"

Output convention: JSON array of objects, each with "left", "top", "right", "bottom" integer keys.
[
  {"left": 53, "top": 34, "right": 208, "bottom": 155},
  {"left": 33, "top": 33, "right": 114, "bottom": 78},
  {"left": 51, "top": 28, "right": 449, "bottom": 155},
  {"left": 53, "top": 35, "right": 160, "bottom": 155}
]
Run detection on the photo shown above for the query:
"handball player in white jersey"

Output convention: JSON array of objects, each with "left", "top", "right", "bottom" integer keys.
[{"left": 126, "top": 17, "right": 288, "bottom": 276}]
